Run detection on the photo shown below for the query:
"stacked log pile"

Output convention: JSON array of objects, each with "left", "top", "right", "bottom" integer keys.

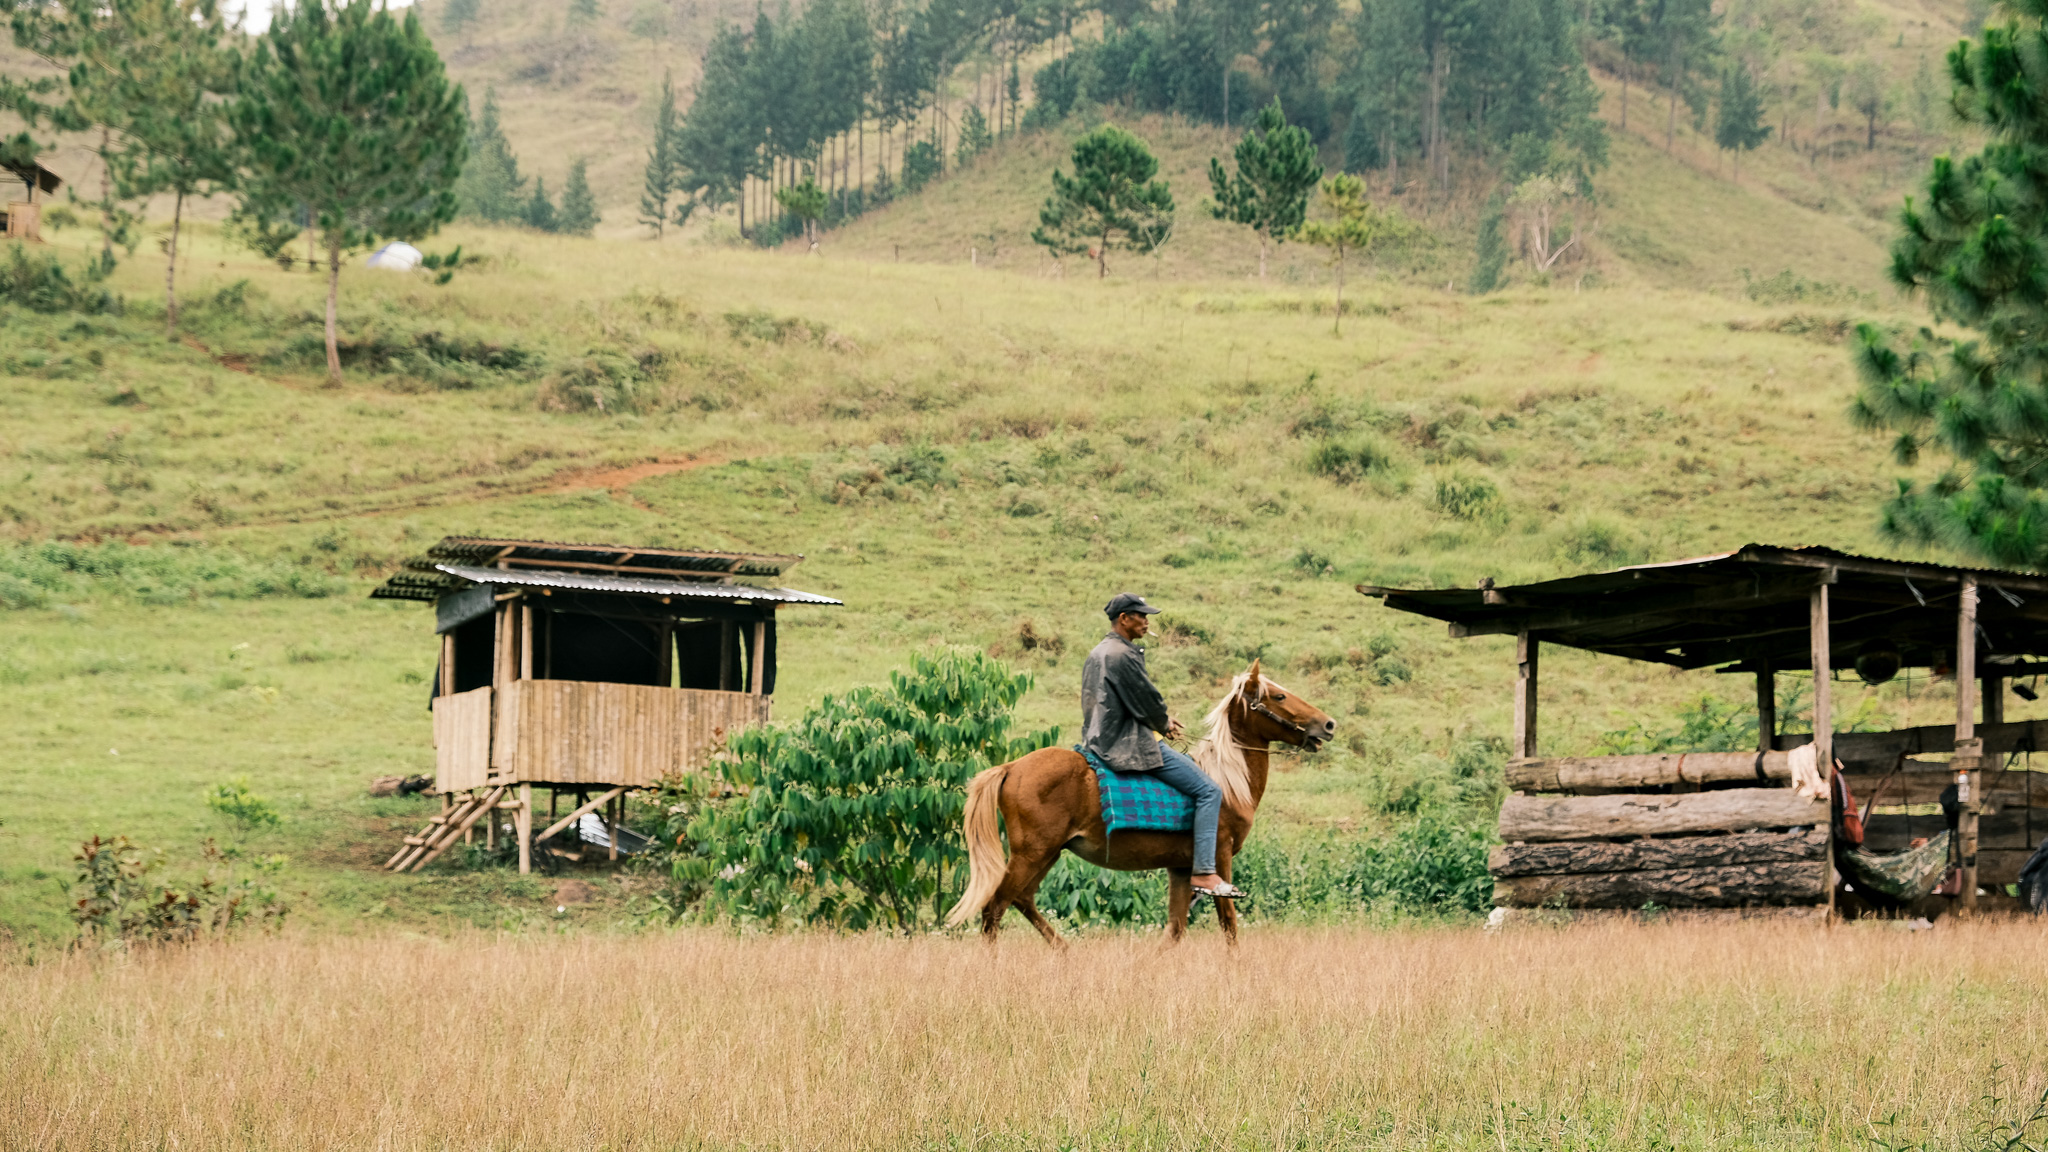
[{"left": 1493, "top": 762, "right": 1830, "bottom": 909}]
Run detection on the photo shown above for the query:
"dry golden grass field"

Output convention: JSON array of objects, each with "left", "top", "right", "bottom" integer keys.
[{"left": 5, "top": 918, "right": 2048, "bottom": 1151}]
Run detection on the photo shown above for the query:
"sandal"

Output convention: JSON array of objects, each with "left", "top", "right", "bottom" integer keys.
[{"left": 1191, "top": 881, "right": 1248, "bottom": 901}]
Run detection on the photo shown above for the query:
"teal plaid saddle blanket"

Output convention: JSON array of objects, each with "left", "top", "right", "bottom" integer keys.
[{"left": 1076, "top": 745, "right": 1194, "bottom": 835}]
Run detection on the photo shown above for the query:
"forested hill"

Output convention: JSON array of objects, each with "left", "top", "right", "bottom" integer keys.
[
  {"left": 391, "top": 0, "right": 1971, "bottom": 293},
  {"left": 0, "top": 0, "right": 1981, "bottom": 291}
]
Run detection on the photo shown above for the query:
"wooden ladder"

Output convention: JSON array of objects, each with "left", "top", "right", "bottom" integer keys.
[{"left": 384, "top": 786, "right": 507, "bottom": 873}]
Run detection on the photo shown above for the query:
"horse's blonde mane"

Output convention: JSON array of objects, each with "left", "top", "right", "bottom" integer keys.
[{"left": 1189, "top": 670, "right": 1284, "bottom": 812}]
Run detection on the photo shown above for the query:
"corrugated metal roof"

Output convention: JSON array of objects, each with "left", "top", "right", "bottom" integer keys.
[
  {"left": 428, "top": 563, "right": 842, "bottom": 605},
  {"left": 369, "top": 535, "right": 825, "bottom": 602},
  {"left": 1361, "top": 543, "right": 2048, "bottom": 671}
]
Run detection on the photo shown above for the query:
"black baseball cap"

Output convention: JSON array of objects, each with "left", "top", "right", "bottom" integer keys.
[{"left": 1104, "top": 593, "right": 1161, "bottom": 618}]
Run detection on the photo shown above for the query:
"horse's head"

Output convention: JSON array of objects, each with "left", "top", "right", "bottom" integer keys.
[{"left": 1233, "top": 658, "right": 1336, "bottom": 752}]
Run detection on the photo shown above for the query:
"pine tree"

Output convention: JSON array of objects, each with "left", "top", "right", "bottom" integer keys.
[
  {"left": 1469, "top": 192, "right": 1506, "bottom": 294},
  {"left": 455, "top": 87, "right": 526, "bottom": 223},
  {"left": 10, "top": 0, "right": 236, "bottom": 337},
  {"left": 1207, "top": 98, "right": 1322, "bottom": 277},
  {"left": 640, "top": 69, "right": 680, "bottom": 237},
  {"left": 955, "top": 105, "right": 992, "bottom": 166},
  {"left": 1033, "top": 124, "right": 1175, "bottom": 279},
  {"left": 231, "top": 0, "right": 466, "bottom": 383},
  {"left": 1713, "top": 62, "right": 1771, "bottom": 184},
  {"left": 441, "top": 0, "right": 480, "bottom": 33},
  {"left": 1295, "top": 173, "right": 1410, "bottom": 334},
  {"left": 774, "top": 174, "right": 827, "bottom": 249},
  {"left": 558, "top": 158, "right": 600, "bottom": 235},
  {"left": 1853, "top": 4, "right": 2048, "bottom": 566},
  {"left": 523, "top": 176, "right": 559, "bottom": 232}
]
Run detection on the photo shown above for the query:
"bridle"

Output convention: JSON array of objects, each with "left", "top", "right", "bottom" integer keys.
[{"left": 1243, "top": 691, "right": 1311, "bottom": 742}]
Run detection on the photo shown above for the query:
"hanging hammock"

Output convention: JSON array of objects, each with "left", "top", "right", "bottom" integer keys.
[{"left": 1841, "top": 831, "right": 1953, "bottom": 902}]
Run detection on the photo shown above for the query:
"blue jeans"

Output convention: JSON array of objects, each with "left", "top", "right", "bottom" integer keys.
[{"left": 1151, "top": 745, "right": 1222, "bottom": 875}]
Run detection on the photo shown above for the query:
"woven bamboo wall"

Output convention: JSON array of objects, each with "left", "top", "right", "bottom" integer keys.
[
  {"left": 432, "top": 686, "right": 493, "bottom": 793},
  {"left": 498, "top": 680, "right": 771, "bottom": 786}
]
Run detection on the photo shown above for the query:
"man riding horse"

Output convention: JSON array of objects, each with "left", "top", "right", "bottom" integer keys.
[{"left": 1083, "top": 593, "right": 1248, "bottom": 902}]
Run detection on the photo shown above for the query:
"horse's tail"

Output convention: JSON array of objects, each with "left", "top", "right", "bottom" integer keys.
[{"left": 945, "top": 763, "right": 1010, "bottom": 927}]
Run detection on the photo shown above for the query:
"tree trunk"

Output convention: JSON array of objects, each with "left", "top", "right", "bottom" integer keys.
[
  {"left": 1490, "top": 828, "right": 1827, "bottom": 877},
  {"left": 323, "top": 236, "right": 343, "bottom": 385},
  {"left": 1620, "top": 58, "right": 1629, "bottom": 130},
  {"left": 165, "top": 189, "right": 185, "bottom": 341},
  {"left": 1333, "top": 248, "right": 1345, "bottom": 335},
  {"left": 1493, "top": 862, "right": 1828, "bottom": 909},
  {"left": 1507, "top": 750, "right": 1794, "bottom": 793},
  {"left": 1665, "top": 44, "right": 1681, "bottom": 151},
  {"left": 1425, "top": 41, "right": 1448, "bottom": 188},
  {"left": 1498, "top": 788, "right": 1827, "bottom": 843}
]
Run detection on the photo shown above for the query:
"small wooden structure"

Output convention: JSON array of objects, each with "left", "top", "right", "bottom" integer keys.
[
  {"left": 370, "top": 536, "right": 841, "bottom": 874},
  {"left": 1, "top": 158, "right": 62, "bottom": 242},
  {"left": 1363, "top": 544, "right": 2048, "bottom": 915}
]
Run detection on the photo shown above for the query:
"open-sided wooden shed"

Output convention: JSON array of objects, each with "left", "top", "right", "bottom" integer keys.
[
  {"left": 1362, "top": 544, "right": 2048, "bottom": 915},
  {"left": 2, "top": 157, "right": 62, "bottom": 242},
  {"left": 370, "top": 537, "right": 841, "bottom": 873}
]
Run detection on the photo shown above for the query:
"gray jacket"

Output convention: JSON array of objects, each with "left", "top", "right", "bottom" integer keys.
[{"left": 1081, "top": 632, "right": 1171, "bottom": 773}]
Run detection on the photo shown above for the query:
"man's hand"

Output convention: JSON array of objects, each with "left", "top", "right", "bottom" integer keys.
[{"left": 1166, "top": 717, "right": 1186, "bottom": 741}]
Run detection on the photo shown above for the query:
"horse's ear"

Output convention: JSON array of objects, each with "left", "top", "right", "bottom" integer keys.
[{"left": 1243, "top": 658, "right": 1263, "bottom": 696}]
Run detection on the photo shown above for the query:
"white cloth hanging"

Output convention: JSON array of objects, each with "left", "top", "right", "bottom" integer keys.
[{"left": 1787, "top": 743, "right": 1828, "bottom": 800}]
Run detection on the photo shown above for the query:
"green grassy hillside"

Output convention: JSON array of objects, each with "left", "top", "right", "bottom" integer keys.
[{"left": 1, "top": 207, "right": 2029, "bottom": 943}]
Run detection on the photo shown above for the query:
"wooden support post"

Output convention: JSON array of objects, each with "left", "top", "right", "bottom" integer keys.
[
  {"left": 608, "top": 793, "right": 621, "bottom": 862},
  {"left": 519, "top": 604, "right": 533, "bottom": 680},
  {"left": 1512, "top": 631, "right": 1539, "bottom": 760},
  {"left": 1756, "top": 662, "right": 1776, "bottom": 753},
  {"left": 750, "top": 621, "right": 768, "bottom": 698},
  {"left": 1811, "top": 583, "right": 1835, "bottom": 919},
  {"left": 1958, "top": 574, "right": 1981, "bottom": 913},
  {"left": 518, "top": 783, "right": 532, "bottom": 875},
  {"left": 1985, "top": 674, "right": 2005, "bottom": 728},
  {"left": 439, "top": 633, "right": 455, "bottom": 695}
]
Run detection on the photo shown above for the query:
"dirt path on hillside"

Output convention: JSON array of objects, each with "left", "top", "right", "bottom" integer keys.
[{"left": 537, "top": 455, "right": 720, "bottom": 511}]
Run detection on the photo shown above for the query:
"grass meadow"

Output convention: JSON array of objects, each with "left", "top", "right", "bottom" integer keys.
[
  {"left": 7, "top": 213, "right": 2048, "bottom": 943},
  {"left": 6, "top": 919, "right": 2048, "bottom": 1150}
]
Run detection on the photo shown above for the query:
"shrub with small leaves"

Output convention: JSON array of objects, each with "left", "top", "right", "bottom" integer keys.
[
  {"left": 678, "top": 649, "right": 1059, "bottom": 929},
  {"left": 207, "top": 779, "right": 282, "bottom": 832}
]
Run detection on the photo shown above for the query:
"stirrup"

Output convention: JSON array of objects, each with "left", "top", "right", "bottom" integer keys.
[{"left": 1191, "top": 881, "right": 1247, "bottom": 901}]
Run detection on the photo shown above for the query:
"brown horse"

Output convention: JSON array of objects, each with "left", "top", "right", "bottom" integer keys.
[{"left": 945, "top": 659, "right": 1335, "bottom": 947}]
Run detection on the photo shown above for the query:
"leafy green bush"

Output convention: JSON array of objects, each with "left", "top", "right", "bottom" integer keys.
[
  {"left": 0, "top": 245, "right": 116, "bottom": 314},
  {"left": 0, "top": 542, "right": 344, "bottom": 609},
  {"left": 1431, "top": 472, "right": 1500, "bottom": 519},
  {"left": 672, "top": 649, "right": 1059, "bottom": 929},
  {"left": 207, "top": 779, "right": 282, "bottom": 832},
  {"left": 1034, "top": 819, "right": 1498, "bottom": 929},
  {"left": 1306, "top": 436, "right": 1393, "bottom": 484},
  {"left": 70, "top": 836, "right": 288, "bottom": 950}
]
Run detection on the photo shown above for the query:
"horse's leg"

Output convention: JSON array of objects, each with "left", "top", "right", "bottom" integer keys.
[
  {"left": 1162, "top": 868, "right": 1193, "bottom": 948},
  {"left": 986, "top": 841, "right": 1065, "bottom": 947},
  {"left": 1215, "top": 847, "right": 1240, "bottom": 948}
]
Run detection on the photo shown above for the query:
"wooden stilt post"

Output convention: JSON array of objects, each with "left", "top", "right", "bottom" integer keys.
[
  {"left": 1957, "top": 574, "right": 1982, "bottom": 914},
  {"left": 608, "top": 792, "right": 621, "bottom": 862},
  {"left": 1811, "top": 582, "right": 1835, "bottom": 918},
  {"left": 1756, "top": 660, "right": 1776, "bottom": 752},
  {"left": 1512, "top": 631, "right": 1539, "bottom": 761},
  {"left": 519, "top": 604, "right": 533, "bottom": 680},
  {"left": 439, "top": 633, "right": 454, "bottom": 695},
  {"left": 518, "top": 783, "right": 532, "bottom": 875},
  {"left": 750, "top": 621, "right": 767, "bottom": 697}
]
